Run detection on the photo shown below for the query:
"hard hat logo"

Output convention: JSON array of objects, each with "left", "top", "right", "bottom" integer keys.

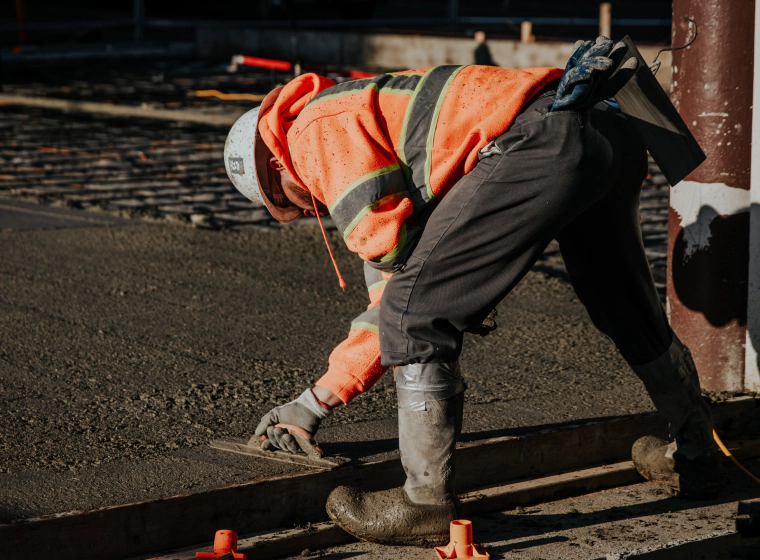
[{"left": 228, "top": 157, "right": 245, "bottom": 175}]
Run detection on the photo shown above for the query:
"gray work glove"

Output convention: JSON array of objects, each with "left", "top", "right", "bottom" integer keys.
[
  {"left": 551, "top": 36, "right": 638, "bottom": 112},
  {"left": 254, "top": 388, "right": 333, "bottom": 453}
]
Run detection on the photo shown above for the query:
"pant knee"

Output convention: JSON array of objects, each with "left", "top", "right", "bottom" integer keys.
[{"left": 395, "top": 362, "right": 466, "bottom": 411}]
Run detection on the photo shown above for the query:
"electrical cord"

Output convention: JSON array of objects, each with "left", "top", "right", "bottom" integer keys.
[{"left": 713, "top": 429, "right": 760, "bottom": 485}]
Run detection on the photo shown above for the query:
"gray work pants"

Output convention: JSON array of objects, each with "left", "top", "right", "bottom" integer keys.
[{"left": 379, "top": 95, "right": 672, "bottom": 367}]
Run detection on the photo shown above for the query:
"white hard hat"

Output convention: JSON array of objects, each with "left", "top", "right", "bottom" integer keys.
[{"left": 223, "top": 87, "right": 301, "bottom": 223}]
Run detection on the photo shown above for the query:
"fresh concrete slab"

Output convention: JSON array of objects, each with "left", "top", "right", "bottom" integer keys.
[{"left": 0, "top": 220, "right": 656, "bottom": 522}]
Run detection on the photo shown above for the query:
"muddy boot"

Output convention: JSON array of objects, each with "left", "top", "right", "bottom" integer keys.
[
  {"left": 630, "top": 335, "right": 722, "bottom": 499},
  {"left": 326, "top": 363, "right": 464, "bottom": 547}
]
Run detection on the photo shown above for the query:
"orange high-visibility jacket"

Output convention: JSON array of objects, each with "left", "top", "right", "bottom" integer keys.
[{"left": 258, "top": 65, "right": 563, "bottom": 404}]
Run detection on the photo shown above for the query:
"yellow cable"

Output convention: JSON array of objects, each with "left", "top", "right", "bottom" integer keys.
[
  {"left": 194, "top": 90, "right": 266, "bottom": 102},
  {"left": 713, "top": 429, "right": 760, "bottom": 485}
]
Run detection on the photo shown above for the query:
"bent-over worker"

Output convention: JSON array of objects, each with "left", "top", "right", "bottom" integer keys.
[{"left": 223, "top": 37, "right": 721, "bottom": 546}]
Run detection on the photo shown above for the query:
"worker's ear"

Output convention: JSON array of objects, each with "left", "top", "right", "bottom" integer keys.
[{"left": 268, "top": 155, "right": 286, "bottom": 172}]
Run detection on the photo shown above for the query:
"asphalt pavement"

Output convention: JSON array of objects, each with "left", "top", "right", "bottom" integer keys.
[{"left": 0, "top": 201, "right": 657, "bottom": 522}]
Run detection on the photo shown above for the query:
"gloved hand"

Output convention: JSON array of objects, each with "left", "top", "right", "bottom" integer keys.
[
  {"left": 254, "top": 388, "right": 333, "bottom": 453},
  {"left": 551, "top": 36, "right": 639, "bottom": 112}
]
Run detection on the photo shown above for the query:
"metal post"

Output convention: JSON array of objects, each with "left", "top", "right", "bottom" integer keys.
[
  {"left": 15, "top": 0, "right": 26, "bottom": 44},
  {"left": 746, "top": 1, "right": 760, "bottom": 391},
  {"left": 448, "top": 0, "right": 458, "bottom": 31},
  {"left": 667, "top": 0, "right": 755, "bottom": 392},
  {"left": 134, "top": 0, "right": 144, "bottom": 42},
  {"left": 599, "top": 3, "right": 611, "bottom": 38},
  {"left": 292, "top": 35, "right": 301, "bottom": 77},
  {"left": 520, "top": 21, "right": 533, "bottom": 44}
]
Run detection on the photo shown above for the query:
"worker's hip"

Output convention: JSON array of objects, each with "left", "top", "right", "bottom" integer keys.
[{"left": 378, "top": 94, "right": 642, "bottom": 366}]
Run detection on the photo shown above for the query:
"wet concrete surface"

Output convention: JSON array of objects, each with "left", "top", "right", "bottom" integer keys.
[
  {"left": 288, "top": 459, "right": 760, "bottom": 559},
  {"left": 0, "top": 215, "right": 657, "bottom": 522}
]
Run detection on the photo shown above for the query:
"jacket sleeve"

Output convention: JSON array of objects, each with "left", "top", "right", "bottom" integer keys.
[
  {"left": 291, "top": 111, "right": 420, "bottom": 403},
  {"left": 289, "top": 111, "right": 419, "bottom": 271},
  {"left": 315, "top": 263, "right": 392, "bottom": 404}
]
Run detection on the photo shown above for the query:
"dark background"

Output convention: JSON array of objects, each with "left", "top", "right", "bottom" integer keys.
[{"left": 1, "top": 1, "right": 674, "bottom": 46}]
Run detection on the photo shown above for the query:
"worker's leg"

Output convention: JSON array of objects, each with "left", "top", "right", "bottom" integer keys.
[
  {"left": 328, "top": 96, "right": 628, "bottom": 547},
  {"left": 380, "top": 96, "right": 619, "bottom": 366},
  {"left": 555, "top": 110, "right": 721, "bottom": 498},
  {"left": 553, "top": 108, "right": 672, "bottom": 364},
  {"left": 327, "top": 375, "right": 464, "bottom": 547}
]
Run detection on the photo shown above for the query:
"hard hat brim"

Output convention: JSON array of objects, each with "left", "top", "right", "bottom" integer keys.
[{"left": 252, "top": 88, "right": 302, "bottom": 223}]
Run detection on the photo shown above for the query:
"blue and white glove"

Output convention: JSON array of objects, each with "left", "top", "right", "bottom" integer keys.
[{"left": 551, "top": 36, "right": 638, "bottom": 112}]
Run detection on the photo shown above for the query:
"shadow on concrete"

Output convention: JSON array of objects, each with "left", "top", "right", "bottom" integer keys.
[
  {"left": 484, "top": 487, "right": 760, "bottom": 556},
  {"left": 320, "top": 438, "right": 399, "bottom": 459},
  {"left": 0, "top": 507, "right": 22, "bottom": 525},
  {"left": 319, "top": 414, "right": 650, "bottom": 459},
  {"left": 489, "top": 535, "right": 570, "bottom": 554},
  {"left": 458, "top": 414, "right": 651, "bottom": 444}
]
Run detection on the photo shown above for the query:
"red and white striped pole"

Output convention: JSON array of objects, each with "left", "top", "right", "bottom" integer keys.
[{"left": 667, "top": 0, "right": 755, "bottom": 392}]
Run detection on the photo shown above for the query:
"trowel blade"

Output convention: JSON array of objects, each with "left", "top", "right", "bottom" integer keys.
[{"left": 209, "top": 438, "right": 351, "bottom": 470}]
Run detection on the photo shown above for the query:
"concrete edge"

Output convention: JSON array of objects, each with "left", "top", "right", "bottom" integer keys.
[{"left": 1, "top": 398, "right": 756, "bottom": 560}]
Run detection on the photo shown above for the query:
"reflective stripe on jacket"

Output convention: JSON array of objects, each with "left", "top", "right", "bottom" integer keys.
[{"left": 258, "top": 65, "right": 563, "bottom": 404}]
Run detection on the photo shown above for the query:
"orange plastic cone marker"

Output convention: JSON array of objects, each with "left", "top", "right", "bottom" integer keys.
[
  {"left": 196, "top": 529, "right": 247, "bottom": 560},
  {"left": 434, "top": 520, "right": 490, "bottom": 559}
]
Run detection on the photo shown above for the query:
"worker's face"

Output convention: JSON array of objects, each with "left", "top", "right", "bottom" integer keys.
[{"left": 268, "top": 156, "right": 329, "bottom": 216}]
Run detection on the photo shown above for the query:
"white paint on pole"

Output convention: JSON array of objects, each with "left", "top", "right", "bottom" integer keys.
[
  {"left": 745, "top": 0, "right": 760, "bottom": 392},
  {"left": 669, "top": 181, "right": 750, "bottom": 259}
]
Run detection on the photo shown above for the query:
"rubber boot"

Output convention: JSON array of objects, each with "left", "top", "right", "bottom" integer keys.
[
  {"left": 630, "top": 334, "right": 722, "bottom": 499},
  {"left": 326, "top": 364, "right": 464, "bottom": 547}
]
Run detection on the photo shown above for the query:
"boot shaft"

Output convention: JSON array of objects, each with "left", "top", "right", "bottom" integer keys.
[
  {"left": 630, "top": 334, "right": 716, "bottom": 456},
  {"left": 396, "top": 363, "right": 465, "bottom": 505}
]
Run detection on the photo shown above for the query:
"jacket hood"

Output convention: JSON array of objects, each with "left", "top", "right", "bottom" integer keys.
[{"left": 258, "top": 73, "right": 336, "bottom": 192}]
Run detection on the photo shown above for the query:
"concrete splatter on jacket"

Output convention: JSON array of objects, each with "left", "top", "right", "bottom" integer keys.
[{"left": 258, "top": 65, "right": 563, "bottom": 404}]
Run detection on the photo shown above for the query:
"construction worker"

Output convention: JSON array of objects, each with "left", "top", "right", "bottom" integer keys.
[
  {"left": 473, "top": 30, "right": 497, "bottom": 66},
  {"left": 223, "top": 38, "right": 721, "bottom": 547}
]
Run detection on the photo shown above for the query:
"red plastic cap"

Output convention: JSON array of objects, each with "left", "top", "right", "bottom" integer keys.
[
  {"left": 434, "top": 520, "right": 490, "bottom": 559},
  {"left": 196, "top": 529, "right": 247, "bottom": 560}
]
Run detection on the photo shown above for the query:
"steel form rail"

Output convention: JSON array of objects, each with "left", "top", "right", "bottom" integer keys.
[
  {"left": 145, "top": 441, "right": 760, "bottom": 560},
  {"left": 1, "top": 398, "right": 756, "bottom": 560}
]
